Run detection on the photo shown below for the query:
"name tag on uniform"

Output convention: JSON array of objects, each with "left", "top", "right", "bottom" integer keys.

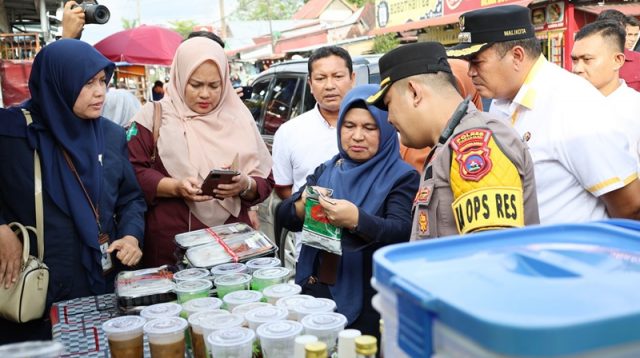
[
  {"left": 451, "top": 187, "right": 524, "bottom": 234},
  {"left": 99, "top": 233, "right": 113, "bottom": 274}
]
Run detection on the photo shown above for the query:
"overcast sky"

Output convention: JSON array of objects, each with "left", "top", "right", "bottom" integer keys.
[{"left": 81, "top": 0, "right": 238, "bottom": 44}]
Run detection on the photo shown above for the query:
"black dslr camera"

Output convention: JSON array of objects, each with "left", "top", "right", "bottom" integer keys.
[{"left": 72, "top": 0, "right": 110, "bottom": 24}]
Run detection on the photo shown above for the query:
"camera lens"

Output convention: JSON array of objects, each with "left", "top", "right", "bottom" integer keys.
[{"left": 84, "top": 4, "right": 110, "bottom": 25}]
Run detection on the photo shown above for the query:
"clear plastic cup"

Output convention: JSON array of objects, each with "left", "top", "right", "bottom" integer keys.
[
  {"left": 275, "top": 294, "right": 314, "bottom": 320},
  {"left": 294, "top": 298, "right": 337, "bottom": 321},
  {"left": 210, "top": 262, "right": 248, "bottom": 278},
  {"left": 244, "top": 305, "right": 289, "bottom": 331},
  {"left": 102, "top": 316, "right": 147, "bottom": 358},
  {"left": 294, "top": 335, "right": 318, "bottom": 358},
  {"left": 200, "top": 313, "right": 246, "bottom": 337},
  {"left": 0, "top": 341, "right": 65, "bottom": 358},
  {"left": 140, "top": 302, "right": 183, "bottom": 320},
  {"left": 143, "top": 317, "right": 188, "bottom": 358},
  {"left": 173, "top": 268, "right": 210, "bottom": 282},
  {"left": 181, "top": 297, "right": 223, "bottom": 317},
  {"left": 214, "top": 273, "right": 251, "bottom": 298},
  {"left": 245, "top": 257, "right": 281, "bottom": 274},
  {"left": 222, "top": 290, "right": 264, "bottom": 311},
  {"left": 232, "top": 302, "right": 272, "bottom": 326},
  {"left": 188, "top": 310, "right": 231, "bottom": 358},
  {"left": 251, "top": 267, "right": 291, "bottom": 291},
  {"left": 174, "top": 279, "right": 212, "bottom": 304},
  {"left": 206, "top": 327, "right": 255, "bottom": 358},
  {"left": 262, "top": 283, "right": 302, "bottom": 304},
  {"left": 257, "top": 320, "right": 304, "bottom": 358},
  {"left": 301, "top": 313, "right": 347, "bottom": 353}
]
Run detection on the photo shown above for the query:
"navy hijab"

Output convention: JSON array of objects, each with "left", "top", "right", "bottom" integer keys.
[
  {"left": 18, "top": 40, "right": 114, "bottom": 293},
  {"left": 299, "top": 84, "right": 414, "bottom": 324},
  {"left": 316, "top": 84, "right": 414, "bottom": 212}
]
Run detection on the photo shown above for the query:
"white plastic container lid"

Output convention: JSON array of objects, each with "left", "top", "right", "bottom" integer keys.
[
  {"left": 223, "top": 290, "right": 264, "bottom": 307},
  {"left": 275, "top": 294, "right": 314, "bottom": 310},
  {"left": 206, "top": 327, "right": 255, "bottom": 348},
  {"left": 263, "top": 283, "right": 302, "bottom": 301},
  {"left": 210, "top": 263, "right": 248, "bottom": 277},
  {"left": 102, "top": 316, "right": 147, "bottom": 339},
  {"left": 231, "top": 302, "right": 272, "bottom": 317},
  {"left": 252, "top": 267, "right": 290, "bottom": 280},
  {"left": 257, "top": 320, "right": 303, "bottom": 340},
  {"left": 246, "top": 257, "right": 281, "bottom": 272},
  {"left": 214, "top": 273, "right": 252, "bottom": 287},
  {"left": 301, "top": 312, "right": 347, "bottom": 333},
  {"left": 294, "top": 298, "right": 337, "bottom": 319},
  {"left": 182, "top": 297, "right": 223, "bottom": 316},
  {"left": 174, "top": 278, "right": 212, "bottom": 294},
  {"left": 140, "top": 302, "right": 183, "bottom": 319},
  {"left": 188, "top": 310, "right": 231, "bottom": 334},
  {"left": 143, "top": 317, "right": 188, "bottom": 340},
  {"left": 173, "top": 268, "right": 210, "bottom": 282},
  {"left": 0, "top": 341, "right": 65, "bottom": 358},
  {"left": 244, "top": 306, "right": 289, "bottom": 330},
  {"left": 200, "top": 313, "right": 246, "bottom": 336}
]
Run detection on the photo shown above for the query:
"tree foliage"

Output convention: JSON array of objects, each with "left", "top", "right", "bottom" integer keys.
[
  {"left": 231, "top": 0, "right": 303, "bottom": 20},
  {"left": 169, "top": 19, "right": 199, "bottom": 38},
  {"left": 372, "top": 33, "right": 399, "bottom": 54},
  {"left": 347, "top": 0, "right": 373, "bottom": 7},
  {"left": 121, "top": 18, "right": 138, "bottom": 29}
]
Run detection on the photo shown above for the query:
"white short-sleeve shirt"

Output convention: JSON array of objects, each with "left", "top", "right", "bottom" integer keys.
[
  {"left": 607, "top": 80, "right": 640, "bottom": 170},
  {"left": 490, "top": 57, "right": 637, "bottom": 223},
  {"left": 272, "top": 105, "right": 339, "bottom": 192}
]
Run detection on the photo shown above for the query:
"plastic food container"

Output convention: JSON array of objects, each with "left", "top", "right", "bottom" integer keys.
[
  {"left": 210, "top": 263, "right": 248, "bottom": 278},
  {"left": 143, "top": 317, "right": 188, "bottom": 358},
  {"left": 214, "top": 273, "right": 251, "bottom": 298},
  {"left": 294, "top": 335, "right": 319, "bottom": 358},
  {"left": 257, "top": 320, "right": 304, "bottom": 358},
  {"left": 188, "top": 310, "right": 231, "bottom": 358},
  {"left": 140, "top": 302, "right": 183, "bottom": 320},
  {"left": 173, "top": 268, "right": 210, "bottom": 282},
  {"left": 206, "top": 327, "right": 255, "bottom": 358},
  {"left": 0, "top": 341, "right": 65, "bottom": 358},
  {"left": 102, "top": 316, "right": 147, "bottom": 358},
  {"left": 175, "top": 223, "right": 254, "bottom": 249},
  {"left": 373, "top": 220, "right": 640, "bottom": 358},
  {"left": 251, "top": 267, "right": 291, "bottom": 291},
  {"left": 222, "top": 290, "right": 264, "bottom": 312},
  {"left": 301, "top": 313, "right": 347, "bottom": 353},
  {"left": 200, "top": 313, "right": 246, "bottom": 337},
  {"left": 174, "top": 279, "right": 212, "bottom": 304},
  {"left": 262, "top": 283, "right": 302, "bottom": 305},
  {"left": 293, "top": 298, "right": 336, "bottom": 321},
  {"left": 115, "top": 265, "right": 176, "bottom": 310},
  {"left": 275, "top": 294, "right": 314, "bottom": 320},
  {"left": 245, "top": 257, "right": 281, "bottom": 274},
  {"left": 231, "top": 302, "right": 272, "bottom": 325},
  {"left": 244, "top": 306, "right": 289, "bottom": 331},
  {"left": 181, "top": 297, "right": 223, "bottom": 317}
]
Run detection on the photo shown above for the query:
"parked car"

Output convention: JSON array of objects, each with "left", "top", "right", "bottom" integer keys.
[{"left": 243, "top": 55, "right": 381, "bottom": 151}]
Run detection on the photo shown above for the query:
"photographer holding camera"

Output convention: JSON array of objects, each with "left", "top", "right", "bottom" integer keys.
[{"left": 62, "top": 0, "right": 110, "bottom": 39}]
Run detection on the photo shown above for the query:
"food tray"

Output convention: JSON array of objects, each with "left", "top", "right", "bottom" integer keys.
[
  {"left": 175, "top": 223, "right": 254, "bottom": 249},
  {"left": 115, "top": 265, "right": 177, "bottom": 309}
]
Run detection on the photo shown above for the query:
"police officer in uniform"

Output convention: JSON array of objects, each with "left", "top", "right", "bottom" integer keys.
[{"left": 367, "top": 42, "right": 539, "bottom": 240}]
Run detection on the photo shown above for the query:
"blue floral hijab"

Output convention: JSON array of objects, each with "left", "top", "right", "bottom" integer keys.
[
  {"left": 316, "top": 84, "right": 414, "bottom": 213},
  {"left": 3, "top": 39, "right": 115, "bottom": 293}
]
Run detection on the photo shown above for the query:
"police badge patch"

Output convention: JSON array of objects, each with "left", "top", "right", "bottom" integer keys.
[{"left": 450, "top": 129, "right": 493, "bottom": 182}]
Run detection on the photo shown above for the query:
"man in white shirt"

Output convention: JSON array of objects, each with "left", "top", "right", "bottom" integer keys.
[
  {"left": 447, "top": 5, "right": 640, "bottom": 223},
  {"left": 571, "top": 20, "right": 640, "bottom": 168},
  {"left": 272, "top": 46, "right": 355, "bottom": 255}
]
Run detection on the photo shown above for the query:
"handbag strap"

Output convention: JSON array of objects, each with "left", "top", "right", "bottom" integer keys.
[
  {"left": 21, "top": 109, "right": 45, "bottom": 260},
  {"left": 151, "top": 101, "right": 162, "bottom": 163},
  {"left": 61, "top": 150, "right": 102, "bottom": 232}
]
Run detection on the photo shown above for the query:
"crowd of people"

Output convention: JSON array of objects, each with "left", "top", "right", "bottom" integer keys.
[{"left": 0, "top": 2, "right": 639, "bottom": 346}]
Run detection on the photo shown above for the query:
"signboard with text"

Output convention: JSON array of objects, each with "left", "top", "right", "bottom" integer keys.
[
  {"left": 444, "top": 0, "right": 525, "bottom": 14},
  {"left": 376, "top": 0, "right": 443, "bottom": 28}
]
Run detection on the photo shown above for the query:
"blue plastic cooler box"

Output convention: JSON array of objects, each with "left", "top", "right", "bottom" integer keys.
[{"left": 372, "top": 220, "right": 640, "bottom": 357}]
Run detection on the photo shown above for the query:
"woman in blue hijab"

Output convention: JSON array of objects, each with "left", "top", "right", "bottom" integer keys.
[
  {"left": 0, "top": 39, "right": 146, "bottom": 342},
  {"left": 277, "top": 84, "right": 419, "bottom": 338}
]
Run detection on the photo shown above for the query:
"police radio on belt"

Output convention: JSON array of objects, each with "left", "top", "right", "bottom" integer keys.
[{"left": 72, "top": 0, "right": 110, "bottom": 24}]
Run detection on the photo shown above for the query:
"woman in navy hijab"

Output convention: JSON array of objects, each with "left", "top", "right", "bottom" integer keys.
[
  {"left": 278, "top": 84, "right": 419, "bottom": 339},
  {"left": 0, "top": 39, "right": 146, "bottom": 342}
]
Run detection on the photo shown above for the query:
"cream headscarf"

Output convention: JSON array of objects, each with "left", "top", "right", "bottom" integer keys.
[{"left": 133, "top": 37, "right": 272, "bottom": 226}]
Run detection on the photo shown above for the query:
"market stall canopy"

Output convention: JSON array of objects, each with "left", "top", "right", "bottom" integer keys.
[{"left": 94, "top": 25, "right": 183, "bottom": 66}]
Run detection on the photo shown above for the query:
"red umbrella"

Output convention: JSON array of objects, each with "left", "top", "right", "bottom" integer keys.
[{"left": 94, "top": 25, "right": 183, "bottom": 66}]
